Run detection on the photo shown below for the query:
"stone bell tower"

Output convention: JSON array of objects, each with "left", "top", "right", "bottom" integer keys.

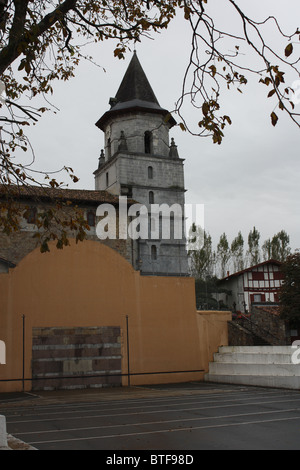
[{"left": 94, "top": 52, "right": 189, "bottom": 276}]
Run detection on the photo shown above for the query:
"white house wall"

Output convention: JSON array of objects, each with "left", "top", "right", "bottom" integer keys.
[{"left": 220, "top": 262, "right": 283, "bottom": 313}]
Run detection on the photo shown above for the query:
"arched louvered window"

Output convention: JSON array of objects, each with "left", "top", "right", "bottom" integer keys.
[
  {"left": 151, "top": 245, "right": 157, "bottom": 261},
  {"left": 87, "top": 211, "right": 96, "bottom": 227},
  {"left": 149, "top": 191, "right": 154, "bottom": 204},
  {"left": 148, "top": 166, "right": 153, "bottom": 179},
  {"left": 25, "top": 206, "right": 37, "bottom": 224},
  {"left": 144, "top": 131, "right": 152, "bottom": 154}
]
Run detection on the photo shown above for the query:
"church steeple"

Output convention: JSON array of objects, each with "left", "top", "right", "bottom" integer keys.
[
  {"left": 114, "top": 51, "right": 160, "bottom": 106},
  {"left": 94, "top": 53, "right": 189, "bottom": 277},
  {"left": 96, "top": 52, "right": 176, "bottom": 131}
]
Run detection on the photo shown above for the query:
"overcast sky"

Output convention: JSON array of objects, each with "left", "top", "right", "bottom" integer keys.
[{"left": 23, "top": 0, "right": 300, "bottom": 254}]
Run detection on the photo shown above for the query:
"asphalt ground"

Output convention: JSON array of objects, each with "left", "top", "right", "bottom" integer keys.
[{"left": 1, "top": 382, "right": 300, "bottom": 451}]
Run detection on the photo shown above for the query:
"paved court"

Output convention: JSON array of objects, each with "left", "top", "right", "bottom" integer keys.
[{"left": 1, "top": 382, "right": 300, "bottom": 451}]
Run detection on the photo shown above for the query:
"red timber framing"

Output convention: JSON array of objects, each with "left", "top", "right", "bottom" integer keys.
[
  {"left": 220, "top": 260, "right": 283, "bottom": 312},
  {"left": 242, "top": 260, "right": 282, "bottom": 307}
]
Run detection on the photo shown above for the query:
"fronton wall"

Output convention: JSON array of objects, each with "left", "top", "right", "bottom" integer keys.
[{"left": 0, "top": 240, "right": 230, "bottom": 392}]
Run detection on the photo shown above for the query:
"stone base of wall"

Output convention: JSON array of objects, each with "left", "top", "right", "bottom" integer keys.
[
  {"left": 228, "top": 306, "right": 291, "bottom": 346},
  {"left": 251, "top": 306, "right": 290, "bottom": 345},
  {"left": 32, "top": 327, "right": 122, "bottom": 391},
  {"left": 228, "top": 321, "right": 257, "bottom": 346}
]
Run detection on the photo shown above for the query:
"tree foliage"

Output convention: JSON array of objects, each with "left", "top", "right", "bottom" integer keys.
[
  {"left": 0, "top": 1, "right": 299, "bottom": 244},
  {"left": 231, "top": 231, "right": 244, "bottom": 272},
  {"left": 262, "top": 230, "right": 291, "bottom": 262},
  {"left": 194, "top": 276, "right": 228, "bottom": 310},
  {"left": 188, "top": 225, "right": 292, "bottom": 279},
  {"left": 175, "top": 0, "right": 300, "bottom": 141},
  {"left": 279, "top": 252, "right": 300, "bottom": 328},
  {"left": 217, "top": 232, "right": 231, "bottom": 278},
  {"left": 188, "top": 223, "right": 214, "bottom": 279},
  {"left": 247, "top": 226, "right": 261, "bottom": 266},
  {"left": 0, "top": 0, "right": 179, "bottom": 244},
  {"left": 0, "top": 0, "right": 177, "bottom": 172}
]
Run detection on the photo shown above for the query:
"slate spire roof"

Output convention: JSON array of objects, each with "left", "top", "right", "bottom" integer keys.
[
  {"left": 114, "top": 51, "right": 160, "bottom": 106},
  {"left": 96, "top": 52, "right": 176, "bottom": 130}
]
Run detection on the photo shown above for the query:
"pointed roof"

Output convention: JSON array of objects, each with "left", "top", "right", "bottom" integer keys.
[
  {"left": 96, "top": 52, "right": 176, "bottom": 130},
  {"left": 115, "top": 51, "right": 160, "bottom": 105}
]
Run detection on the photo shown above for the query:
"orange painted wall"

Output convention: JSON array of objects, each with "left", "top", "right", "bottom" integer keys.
[
  {"left": 196, "top": 310, "right": 232, "bottom": 374},
  {"left": 0, "top": 240, "right": 230, "bottom": 392}
]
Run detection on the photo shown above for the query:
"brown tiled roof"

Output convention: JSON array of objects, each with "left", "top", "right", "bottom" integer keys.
[
  {"left": 255, "top": 306, "right": 281, "bottom": 316},
  {"left": 0, "top": 257, "right": 16, "bottom": 268},
  {"left": 219, "top": 259, "right": 282, "bottom": 281},
  {"left": 0, "top": 185, "right": 135, "bottom": 206}
]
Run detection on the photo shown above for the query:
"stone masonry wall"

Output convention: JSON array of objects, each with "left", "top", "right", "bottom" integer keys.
[
  {"left": 251, "top": 306, "right": 290, "bottom": 345},
  {"left": 228, "top": 321, "right": 257, "bottom": 346},
  {"left": 104, "top": 112, "right": 170, "bottom": 158},
  {"left": 228, "top": 307, "right": 290, "bottom": 346},
  {"left": 32, "top": 327, "right": 122, "bottom": 390},
  {"left": 0, "top": 201, "right": 136, "bottom": 267}
]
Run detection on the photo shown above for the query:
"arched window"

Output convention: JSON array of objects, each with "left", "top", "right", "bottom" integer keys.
[
  {"left": 151, "top": 245, "right": 157, "bottom": 261},
  {"left": 87, "top": 211, "right": 96, "bottom": 227},
  {"left": 149, "top": 191, "right": 154, "bottom": 204},
  {"left": 148, "top": 166, "right": 153, "bottom": 179},
  {"left": 106, "top": 172, "right": 109, "bottom": 187},
  {"left": 144, "top": 131, "right": 152, "bottom": 154}
]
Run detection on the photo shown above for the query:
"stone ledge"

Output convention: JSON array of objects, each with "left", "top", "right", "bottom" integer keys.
[
  {"left": 7, "top": 435, "right": 37, "bottom": 451},
  {"left": 0, "top": 415, "right": 7, "bottom": 448}
]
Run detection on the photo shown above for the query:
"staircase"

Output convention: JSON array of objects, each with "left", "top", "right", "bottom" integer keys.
[{"left": 205, "top": 346, "right": 300, "bottom": 390}]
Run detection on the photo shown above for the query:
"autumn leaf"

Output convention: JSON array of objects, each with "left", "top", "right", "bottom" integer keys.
[
  {"left": 223, "top": 115, "right": 232, "bottom": 125},
  {"left": 209, "top": 65, "right": 217, "bottom": 77},
  {"left": 285, "top": 43, "right": 293, "bottom": 57},
  {"left": 271, "top": 112, "right": 278, "bottom": 126},
  {"left": 268, "top": 89, "right": 276, "bottom": 98},
  {"left": 184, "top": 5, "right": 192, "bottom": 20},
  {"left": 202, "top": 102, "right": 210, "bottom": 116},
  {"left": 40, "top": 241, "right": 50, "bottom": 253}
]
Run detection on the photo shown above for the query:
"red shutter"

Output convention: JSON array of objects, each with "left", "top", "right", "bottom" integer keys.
[
  {"left": 252, "top": 272, "right": 264, "bottom": 281},
  {"left": 273, "top": 271, "right": 284, "bottom": 280}
]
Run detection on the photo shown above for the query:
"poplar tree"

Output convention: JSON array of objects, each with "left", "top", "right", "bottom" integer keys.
[
  {"left": 247, "top": 226, "right": 261, "bottom": 266},
  {"left": 217, "top": 232, "right": 231, "bottom": 278},
  {"left": 231, "top": 231, "right": 244, "bottom": 272},
  {"left": 188, "top": 224, "right": 214, "bottom": 280},
  {"left": 262, "top": 230, "right": 291, "bottom": 262}
]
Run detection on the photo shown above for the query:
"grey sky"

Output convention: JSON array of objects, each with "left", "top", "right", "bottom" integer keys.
[{"left": 23, "top": 0, "right": 300, "bottom": 254}]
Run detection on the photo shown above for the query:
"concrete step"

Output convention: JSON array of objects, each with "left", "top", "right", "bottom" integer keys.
[
  {"left": 0, "top": 415, "right": 8, "bottom": 449},
  {"left": 204, "top": 373, "right": 300, "bottom": 390},
  {"left": 205, "top": 345, "right": 300, "bottom": 390},
  {"left": 213, "top": 352, "right": 294, "bottom": 365},
  {"left": 218, "top": 346, "right": 294, "bottom": 354},
  {"left": 208, "top": 362, "right": 300, "bottom": 377}
]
